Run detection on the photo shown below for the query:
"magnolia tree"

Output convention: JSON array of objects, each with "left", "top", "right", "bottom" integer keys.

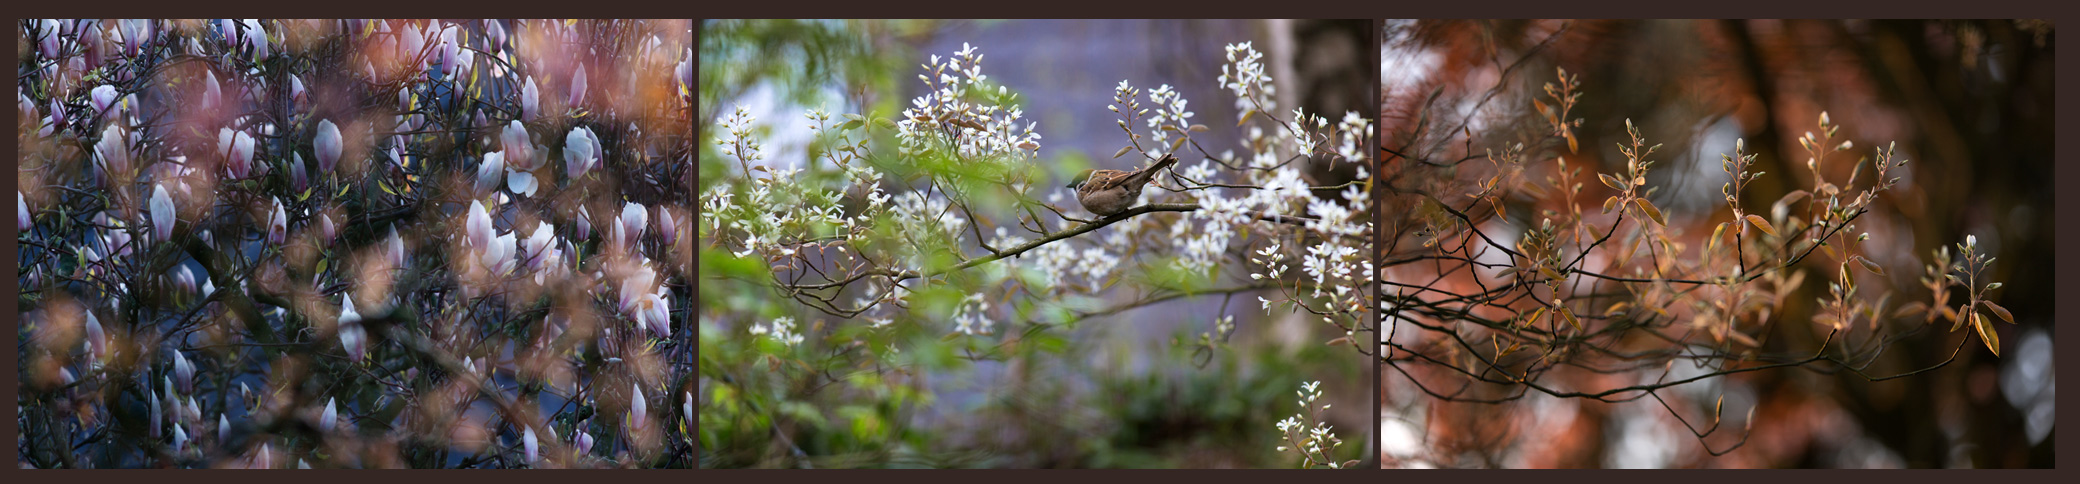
[
  {"left": 1380, "top": 67, "right": 2015, "bottom": 465},
  {"left": 700, "top": 41, "right": 1373, "bottom": 468},
  {"left": 16, "top": 19, "right": 694, "bottom": 468}
]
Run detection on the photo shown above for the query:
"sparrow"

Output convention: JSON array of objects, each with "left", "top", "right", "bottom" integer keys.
[{"left": 1067, "top": 154, "right": 1178, "bottom": 216}]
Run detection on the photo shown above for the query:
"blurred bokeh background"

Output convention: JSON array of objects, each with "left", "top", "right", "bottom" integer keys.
[
  {"left": 699, "top": 19, "right": 1371, "bottom": 468},
  {"left": 1378, "top": 19, "right": 2052, "bottom": 468}
]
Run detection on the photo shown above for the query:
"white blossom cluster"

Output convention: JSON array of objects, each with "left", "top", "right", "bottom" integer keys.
[
  {"left": 896, "top": 43, "right": 1042, "bottom": 160},
  {"left": 1274, "top": 380, "right": 1344, "bottom": 468}
]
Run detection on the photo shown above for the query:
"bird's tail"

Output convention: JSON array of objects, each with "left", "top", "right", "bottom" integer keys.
[{"left": 1125, "top": 153, "right": 1178, "bottom": 186}]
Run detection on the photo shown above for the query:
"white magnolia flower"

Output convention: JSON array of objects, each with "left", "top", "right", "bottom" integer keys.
[
  {"left": 220, "top": 128, "right": 255, "bottom": 179},
  {"left": 385, "top": 227, "right": 407, "bottom": 268},
  {"left": 315, "top": 119, "right": 342, "bottom": 175},
  {"left": 16, "top": 192, "right": 26, "bottom": 232},
  {"left": 619, "top": 202, "right": 648, "bottom": 247},
  {"left": 475, "top": 151, "right": 506, "bottom": 196},
  {"left": 173, "top": 423, "right": 189, "bottom": 456},
  {"left": 569, "top": 63, "right": 587, "bottom": 107},
  {"left": 150, "top": 183, "right": 175, "bottom": 242},
  {"left": 172, "top": 350, "right": 195, "bottom": 394},
  {"left": 503, "top": 122, "right": 538, "bottom": 196},
  {"left": 339, "top": 297, "right": 366, "bottom": 364},
  {"left": 84, "top": 312, "right": 105, "bottom": 362},
  {"left": 218, "top": 414, "right": 230, "bottom": 444},
  {"left": 563, "top": 126, "right": 599, "bottom": 180},
  {"left": 90, "top": 85, "right": 118, "bottom": 117},
  {"left": 521, "top": 76, "right": 540, "bottom": 121},
  {"left": 573, "top": 427, "right": 594, "bottom": 456},
  {"left": 657, "top": 208, "right": 678, "bottom": 247},
  {"left": 466, "top": 200, "right": 494, "bottom": 250},
  {"left": 319, "top": 397, "right": 338, "bottom": 433},
  {"left": 202, "top": 69, "right": 221, "bottom": 110},
  {"left": 318, "top": 212, "right": 337, "bottom": 243},
  {"left": 96, "top": 124, "right": 129, "bottom": 177},
  {"left": 483, "top": 232, "right": 517, "bottom": 275},
  {"left": 484, "top": 20, "right": 506, "bottom": 52},
  {"left": 629, "top": 383, "right": 648, "bottom": 430},
  {"left": 522, "top": 425, "right": 540, "bottom": 465},
  {"left": 520, "top": 222, "right": 555, "bottom": 271},
  {"left": 265, "top": 197, "right": 287, "bottom": 245}
]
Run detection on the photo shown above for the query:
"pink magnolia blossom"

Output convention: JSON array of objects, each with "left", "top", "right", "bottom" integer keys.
[
  {"left": 521, "top": 76, "right": 540, "bottom": 121},
  {"left": 475, "top": 152, "right": 505, "bottom": 196},
  {"left": 563, "top": 126, "right": 599, "bottom": 180},
  {"left": 150, "top": 183, "right": 174, "bottom": 242},
  {"left": 265, "top": 197, "right": 287, "bottom": 245},
  {"left": 315, "top": 119, "right": 342, "bottom": 175},
  {"left": 96, "top": 124, "right": 129, "bottom": 177},
  {"left": 569, "top": 63, "right": 587, "bottom": 107}
]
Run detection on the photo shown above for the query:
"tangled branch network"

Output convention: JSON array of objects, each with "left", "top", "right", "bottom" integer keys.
[
  {"left": 17, "top": 19, "right": 694, "bottom": 468},
  {"left": 1381, "top": 67, "right": 2013, "bottom": 459}
]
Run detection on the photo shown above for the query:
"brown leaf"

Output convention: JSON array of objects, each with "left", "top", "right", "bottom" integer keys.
[
  {"left": 1855, "top": 256, "right": 1886, "bottom": 276},
  {"left": 1634, "top": 199, "right": 1667, "bottom": 226},
  {"left": 1744, "top": 214, "right": 1778, "bottom": 237},
  {"left": 1599, "top": 173, "right": 1626, "bottom": 191},
  {"left": 1983, "top": 300, "right": 2014, "bottom": 324},
  {"left": 1559, "top": 306, "right": 1581, "bottom": 332},
  {"left": 1973, "top": 312, "right": 2001, "bottom": 356}
]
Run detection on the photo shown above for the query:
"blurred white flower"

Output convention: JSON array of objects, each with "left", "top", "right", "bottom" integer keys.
[
  {"left": 172, "top": 423, "right": 189, "bottom": 456},
  {"left": 15, "top": 192, "right": 25, "bottom": 232},
  {"left": 569, "top": 63, "right": 587, "bottom": 107},
  {"left": 318, "top": 212, "right": 337, "bottom": 243},
  {"left": 289, "top": 74, "right": 307, "bottom": 105},
  {"left": 150, "top": 183, "right": 175, "bottom": 242},
  {"left": 202, "top": 69, "right": 221, "bottom": 110},
  {"left": 320, "top": 397, "right": 339, "bottom": 434},
  {"left": 629, "top": 383, "right": 648, "bottom": 430},
  {"left": 385, "top": 227, "right": 407, "bottom": 268},
  {"left": 218, "top": 414, "right": 230, "bottom": 444},
  {"left": 573, "top": 426, "right": 594, "bottom": 456},
  {"left": 523, "top": 425, "right": 540, "bottom": 465},
  {"left": 749, "top": 316, "right": 804, "bottom": 346},
  {"left": 83, "top": 311, "right": 105, "bottom": 362},
  {"left": 521, "top": 222, "right": 556, "bottom": 271},
  {"left": 173, "top": 350, "right": 195, "bottom": 394},
  {"left": 484, "top": 20, "right": 506, "bottom": 53}
]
